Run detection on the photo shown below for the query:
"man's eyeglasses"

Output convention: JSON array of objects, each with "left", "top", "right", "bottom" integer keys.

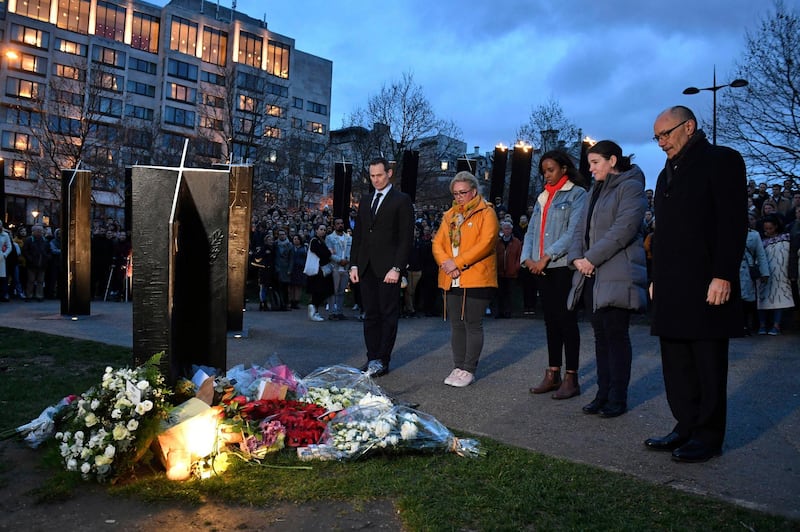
[
  {"left": 453, "top": 189, "right": 473, "bottom": 197},
  {"left": 652, "top": 120, "right": 688, "bottom": 143}
]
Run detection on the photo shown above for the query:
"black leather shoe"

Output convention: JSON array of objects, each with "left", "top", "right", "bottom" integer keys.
[
  {"left": 360, "top": 360, "right": 389, "bottom": 377},
  {"left": 598, "top": 402, "right": 627, "bottom": 418},
  {"left": 671, "top": 440, "right": 722, "bottom": 463},
  {"left": 644, "top": 431, "right": 688, "bottom": 451},
  {"left": 582, "top": 398, "right": 606, "bottom": 414}
]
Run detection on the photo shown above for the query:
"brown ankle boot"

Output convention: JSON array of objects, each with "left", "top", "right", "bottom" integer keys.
[
  {"left": 552, "top": 371, "right": 580, "bottom": 400},
  {"left": 529, "top": 368, "right": 561, "bottom": 394}
]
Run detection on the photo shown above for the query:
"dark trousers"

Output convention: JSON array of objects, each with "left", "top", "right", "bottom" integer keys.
[
  {"left": 445, "top": 289, "right": 492, "bottom": 373},
  {"left": 496, "top": 276, "right": 515, "bottom": 317},
  {"left": 518, "top": 268, "right": 538, "bottom": 311},
  {"left": 539, "top": 267, "right": 579, "bottom": 370},
  {"left": 590, "top": 307, "right": 632, "bottom": 405},
  {"left": 360, "top": 266, "right": 402, "bottom": 364},
  {"left": 659, "top": 337, "right": 729, "bottom": 448}
]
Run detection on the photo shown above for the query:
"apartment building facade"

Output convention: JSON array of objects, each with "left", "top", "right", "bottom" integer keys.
[{"left": 0, "top": 0, "right": 332, "bottom": 229}]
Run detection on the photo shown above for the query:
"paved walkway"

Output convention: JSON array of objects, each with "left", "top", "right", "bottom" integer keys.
[{"left": 1, "top": 299, "right": 798, "bottom": 519}]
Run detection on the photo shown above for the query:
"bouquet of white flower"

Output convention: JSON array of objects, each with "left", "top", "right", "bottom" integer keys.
[
  {"left": 55, "top": 353, "right": 170, "bottom": 483},
  {"left": 321, "top": 393, "right": 482, "bottom": 460},
  {"left": 296, "top": 365, "right": 386, "bottom": 414}
]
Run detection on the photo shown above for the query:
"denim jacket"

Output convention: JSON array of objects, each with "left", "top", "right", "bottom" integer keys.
[{"left": 521, "top": 180, "right": 587, "bottom": 269}]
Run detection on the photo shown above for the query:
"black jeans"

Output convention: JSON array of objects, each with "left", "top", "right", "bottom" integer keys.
[{"left": 539, "top": 267, "right": 580, "bottom": 370}]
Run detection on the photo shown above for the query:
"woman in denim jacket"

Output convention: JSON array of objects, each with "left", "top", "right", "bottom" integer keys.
[{"left": 521, "top": 150, "right": 587, "bottom": 399}]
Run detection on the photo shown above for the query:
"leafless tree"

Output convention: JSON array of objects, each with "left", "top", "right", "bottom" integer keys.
[
  {"left": 517, "top": 97, "right": 581, "bottom": 192},
  {"left": 344, "top": 71, "right": 463, "bottom": 200},
  {"left": 716, "top": 0, "right": 800, "bottom": 185}
]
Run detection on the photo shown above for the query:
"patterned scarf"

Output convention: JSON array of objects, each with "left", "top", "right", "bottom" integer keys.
[{"left": 448, "top": 194, "right": 481, "bottom": 249}]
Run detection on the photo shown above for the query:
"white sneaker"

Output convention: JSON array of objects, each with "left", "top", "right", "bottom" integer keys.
[
  {"left": 451, "top": 369, "right": 474, "bottom": 387},
  {"left": 444, "top": 368, "right": 460, "bottom": 386},
  {"left": 311, "top": 312, "right": 324, "bottom": 322}
]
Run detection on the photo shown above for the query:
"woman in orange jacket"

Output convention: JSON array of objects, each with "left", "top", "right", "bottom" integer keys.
[{"left": 433, "top": 172, "right": 499, "bottom": 387}]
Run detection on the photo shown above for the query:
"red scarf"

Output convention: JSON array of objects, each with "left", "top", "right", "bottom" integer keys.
[{"left": 539, "top": 175, "right": 569, "bottom": 257}]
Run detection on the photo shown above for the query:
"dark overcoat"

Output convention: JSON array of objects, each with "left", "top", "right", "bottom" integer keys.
[{"left": 651, "top": 134, "right": 747, "bottom": 339}]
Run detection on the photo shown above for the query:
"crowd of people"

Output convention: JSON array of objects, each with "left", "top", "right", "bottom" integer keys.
[{"left": 0, "top": 219, "right": 131, "bottom": 303}]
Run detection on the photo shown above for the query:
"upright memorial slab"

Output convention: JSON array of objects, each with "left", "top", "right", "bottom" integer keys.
[
  {"left": 61, "top": 169, "right": 92, "bottom": 316},
  {"left": 226, "top": 165, "right": 252, "bottom": 333},
  {"left": 131, "top": 166, "right": 229, "bottom": 382}
]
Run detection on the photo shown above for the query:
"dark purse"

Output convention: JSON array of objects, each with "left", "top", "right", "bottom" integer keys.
[{"left": 749, "top": 265, "right": 761, "bottom": 282}]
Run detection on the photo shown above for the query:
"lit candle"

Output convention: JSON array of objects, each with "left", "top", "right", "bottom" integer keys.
[{"left": 166, "top": 450, "right": 191, "bottom": 481}]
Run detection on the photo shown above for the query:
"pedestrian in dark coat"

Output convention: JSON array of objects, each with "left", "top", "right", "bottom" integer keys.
[{"left": 645, "top": 105, "right": 747, "bottom": 463}]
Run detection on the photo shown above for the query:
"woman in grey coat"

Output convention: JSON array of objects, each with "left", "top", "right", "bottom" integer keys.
[{"left": 568, "top": 141, "right": 647, "bottom": 418}]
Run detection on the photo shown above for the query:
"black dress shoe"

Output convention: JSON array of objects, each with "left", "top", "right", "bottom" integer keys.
[
  {"left": 644, "top": 431, "right": 689, "bottom": 452},
  {"left": 671, "top": 440, "right": 722, "bottom": 463},
  {"left": 360, "top": 360, "right": 389, "bottom": 377},
  {"left": 582, "top": 398, "right": 606, "bottom": 414},
  {"left": 598, "top": 402, "right": 627, "bottom": 418}
]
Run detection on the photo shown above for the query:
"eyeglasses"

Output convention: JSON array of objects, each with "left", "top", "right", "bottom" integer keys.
[
  {"left": 652, "top": 120, "right": 688, "bottom": 143},
  {"left": 453, "top": 189, "right": 474, "bottom": 197}
]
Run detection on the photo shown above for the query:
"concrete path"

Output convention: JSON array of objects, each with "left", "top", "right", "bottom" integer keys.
[{"left": 1, "top": 299, "right": 797, "bottom": 519}]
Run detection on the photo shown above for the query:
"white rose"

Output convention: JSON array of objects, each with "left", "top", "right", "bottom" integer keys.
[
  {"left": 104, "top": 445, "right": 116, "bottom": 459},
  {"left": 74, "top": 430, "right": 85, "bottom": 440},
  {"left": 112, "top": 424, "right": 129, "bottom": 441},
  {"left": 81, "top": 462, "right": 92, "bottom": 474},
  {"left": 127, "top": 419, "right": 139, "bottom": 431},
  {"left": 136, "top": 380, "right": 150, "bottom": 391},
  {"left": 84, "top": 413, "right": 98, "bottom": 427},
  {"left": 400, "top": 421, "right": 418, "bottom": 440},
  {"left": 111, "top": 408, "right": 122, "bottom": 419},
  {"left": 66, "top": 458, "right": 78, "bottom": 471},
  {"left": 90, "top": 399, "right": 101, "bottom": 410}
]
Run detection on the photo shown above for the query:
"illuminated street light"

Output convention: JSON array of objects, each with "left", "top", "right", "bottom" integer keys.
[{"left": 683, "top": 66, "right": 748, "bottom": 145}]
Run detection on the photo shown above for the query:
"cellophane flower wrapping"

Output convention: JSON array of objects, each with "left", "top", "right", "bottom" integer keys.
[
  {"left": 12, "top": 395, "right": 77, "bottom": 448},
  {"left": 296, "top": 365, "right": 387, "bottom": 415},
  {"left": 54, "top": 353, "right": 170, "bottom": 483},
  {"left": 224, "top": 355, "right": 301, "bottom": 400},
  {"left": 321, "top": 394, "right": 482, "bottom": 460}
]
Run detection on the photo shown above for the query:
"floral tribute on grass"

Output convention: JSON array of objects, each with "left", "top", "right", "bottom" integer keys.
[
  {"left": 54, "top": 353, "right": 171, "bottom": 483},
  {"left": 9, "top": 357, "right": 482, "bottom": 483}
]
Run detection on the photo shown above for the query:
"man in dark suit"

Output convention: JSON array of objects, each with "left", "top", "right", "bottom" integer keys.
[
  {"left": 646, "top": 106, "right": 747, "bottom": 463},
  {"left": 349, "top": 157, "right": 414, "bottom": 377}
]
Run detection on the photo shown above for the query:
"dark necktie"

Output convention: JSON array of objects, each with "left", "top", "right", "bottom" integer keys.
[{"left": 371, "top": 192, "right": 382, "bottom": 217}]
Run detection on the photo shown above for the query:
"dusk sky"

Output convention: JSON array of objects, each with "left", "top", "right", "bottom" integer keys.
[{"left": 176, "top": 0, "right": 773, "bottom": 188}]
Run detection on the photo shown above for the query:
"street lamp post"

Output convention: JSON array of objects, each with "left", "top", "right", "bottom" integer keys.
[{"left": 683, "top": 66, "right": 748, "bottom": 145}]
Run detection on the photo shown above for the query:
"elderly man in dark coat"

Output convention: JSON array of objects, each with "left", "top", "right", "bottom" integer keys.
[{"left": 646, "top": 106, "right": 747, "bottom": 463}]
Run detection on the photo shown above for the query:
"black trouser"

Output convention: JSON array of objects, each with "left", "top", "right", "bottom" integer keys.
[
  {"left": 360, "top": 266, "right": 401, "bottom": 365},
  {"left": 659, "top": 337, "right": 729, "bottom": 448},
  {"left": 539, "top": 267, "right": 579, "bottom": 370}
]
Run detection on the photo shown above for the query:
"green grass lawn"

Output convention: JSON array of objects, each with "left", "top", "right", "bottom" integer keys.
[{"left": 0, "top": 327, "right": 796, "bottom": 531}]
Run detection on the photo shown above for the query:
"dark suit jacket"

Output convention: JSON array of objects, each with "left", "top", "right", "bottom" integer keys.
[{"left": 351, "top": 186, "right": 414, "bottom": 276}]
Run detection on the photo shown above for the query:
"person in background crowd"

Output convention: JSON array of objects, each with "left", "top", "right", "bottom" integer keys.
[
  {"left": 251, "top": 233, "right": 277, "bottom": 311},
  {"left": 433, "top": 172, "right": 499, "bottom": 387},
  {"left": 307, "top": 224, "right": 334, "bottom": 322},
  {"left": 788, "top": 205, "right": 800, "bottom": 308},
  {"left": 756, "top": 215, "right": 793, "bottom": 335},
  {"left": 495, "top": 220, "right": 522, "bottom": 319},
  {"left": 274, "top": 229, "right": 293, "bottom": 311},
  {"left": 647, "top": 105, "right": 746, "bottom": 463},
  {"left": 22, "top": 224, "right": 52, "bottom": 302},
  {"left": 569, "top": 140, "right": 648, "bottom": 418},
  {"left": 0, "top": 221, "right": 12, "bottom": 302},
  {"left": 12, "top": 227, "right": 28, "bottom": 299},
  {"left": 418, "top": 225, "right": 440, "bottom": 317},
  {"left": 325, "top": 218, "right": 352, "bottom": 320},
  {"left": 741, "top": 226, "right": 770, "bottom": 335},
  {"left": 288, "top": 234, "right": 307, "bottom": 310},
  {"left": 45, "top": 228, "right": 62, "bottom": 299},
  {"left": 770, "top": 184, "right": 792, "bottom": 217},
  {"left": 522, "top": 150, "right": 587, "bottom": 400},
  {"left": 403, "top": 226, "right": 423, "bottom": 318},
  {"left": 349, "top": 157, "right": 414, "bottom": 377}
]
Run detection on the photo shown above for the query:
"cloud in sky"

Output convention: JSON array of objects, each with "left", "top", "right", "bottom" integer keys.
[{"left": 170, "top": 0, "right": 772, "bottom": 187}]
